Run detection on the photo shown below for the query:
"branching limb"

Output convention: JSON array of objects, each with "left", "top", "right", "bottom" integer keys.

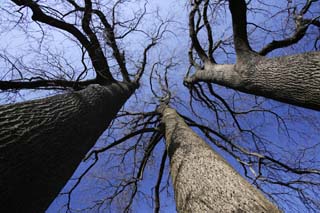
[
  {"left": 0, "top": 78, "right": 96, "bottom": 91},
  {"left": 134, "top": 20, "right": 169, "bottom": 83},
  {"left": 123, "top": 131, "right": 163, "bottom": 212},
  {"left": 189, "top": 0, "right": 209, "bottom": 62},
  {"left": 259, "top": 18, "right": 317, "bottom": 56},
  {"left": 85, "top": 128, "right": 159, "bottom": 161},
  {"left": 60, "top": 152, "right": 99, "bottom": 213},
  {"left": 11, "top": 0, "right": 115, "bottom": 82},
  {"left": 154, "top": 149, "right": 167, "bottom": 213},
  {"left": 259, "top": 0, "right": 320, "bottom": 55},
  {"left": 203, "top": 0, "right": 215, "bottom": 63}
]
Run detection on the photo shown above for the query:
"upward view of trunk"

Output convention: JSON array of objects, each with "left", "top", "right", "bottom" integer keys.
[
  {"left": 0, "top": 82, "right": 135, "bottom": 213},
  {"left": 185, "top": 51, "right": 320, "bottom": 111},
  {"left": 160, "top": 106, "right": 280, "bottom": 212}
]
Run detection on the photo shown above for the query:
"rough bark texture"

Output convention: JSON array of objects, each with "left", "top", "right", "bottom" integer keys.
[
  {"left": 160, "top": 106, "right": 280, "bottom": 212},
  {"left": 0, "top": 82, "right": 134, "bottom": 213},
  {"left": 185, "top": 51, "right": 320, "bottom": 111}
]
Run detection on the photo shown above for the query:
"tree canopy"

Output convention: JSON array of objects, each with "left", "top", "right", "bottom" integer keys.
[{"left": 0, "top": 0, "right": 319, "bottom": 212}]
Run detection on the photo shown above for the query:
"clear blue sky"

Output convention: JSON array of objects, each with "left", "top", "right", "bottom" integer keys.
[{"left": 1, "top": 0, "right": 319, "bottom": 212}]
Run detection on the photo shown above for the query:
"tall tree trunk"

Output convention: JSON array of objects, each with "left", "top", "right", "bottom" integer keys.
[
  {"left": 0, "top": 82, "right": 135, "bottom": 213},
  {"left": 185, "top": 51, "right": 320, "bottom": 111},
  {"left": 160, "top": 106, "right": 280, "bottom": 212}
]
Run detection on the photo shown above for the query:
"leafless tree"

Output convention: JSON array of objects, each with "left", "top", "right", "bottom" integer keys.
[
  {"left": 181, "top": 0, "right": 320, "bottom": 211},
  {"left": 0, "top": 0, "right": 319, "bottom": 213},
  {"left": 158, "top": 103, "right": 280, "bottom": 212},
  {"left": 184, "top": 0, "right": 320, "bottom": 110},
  {"left": 67, "top": 57, "right": 319, "bottom": 212},
  {"left": 0, "top": 0, "right": 168, "bottom": 212}
]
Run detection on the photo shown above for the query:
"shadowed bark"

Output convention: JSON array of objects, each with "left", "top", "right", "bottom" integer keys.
[
  {"left": 159, "top": 106, "right": 280, "bottom": 212},
  {"left": 185, "top": 51, "right": 320, "bottom": 111},
  {"left": 0, "top": 82, "right": 135, "bottom": 213},
  {"left": 228, "top": 0, "right": 252, "bottom": 56}
]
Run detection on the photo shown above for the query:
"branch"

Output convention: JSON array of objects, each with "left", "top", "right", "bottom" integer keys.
[
  {"left": 67, "top": 0, "right": 131, "bottom": 82},
  {"left": 91, "top": 7, "right": 131, "bottom": 82},
  {"left": 259, "top": 0, "right": 319, "bottom": 55},
  {"left": 81, "top": 0, "right": 114, "bottom": 82},
  {"left": 154, "top": 149, "right": 167, "bottom": 213},
  {"left": 134, "top": 20, "right": 169, "bottom": 83},
  {"left": 189, "top": 0, "right": 209, "bottom": 62},
  {"left": 84, "top": 128, "right": 159, "bottom": 161},
  {"left": 134, "top": 39, "right": 157, "bottom": 83},
  {"left": 124, "top": 131, "right": 163, "bottom": 212},
  {"left": 259, "top": 19, "right": 317, "bottom": 56},
  {"left": 94, "top": 10, "right": 131, "bottom": 82},
  {"left": 60, "top": 152, "right": 99, "bottom": 212},
  {"left": 0, "top": 79, "right": 96, "bottom": 90},
  {"left": 203, "top": 0, "right": 215, "bottom": 62},
  {"left": 12, "top": 0, "right": 115, "bottom": 82},
  {"left": 300, "top": 0, "right": 318, "bottom": 15},
  {"left": 228, "top": 0, "right": 253, "bottom": 56}
]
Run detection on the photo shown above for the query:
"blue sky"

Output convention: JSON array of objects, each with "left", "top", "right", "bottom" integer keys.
[{"left": 1, "top": 0, "right": 319, "bottom": 212}]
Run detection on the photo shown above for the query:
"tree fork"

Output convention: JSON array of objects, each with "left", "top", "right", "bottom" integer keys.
[
  {"left": 185, "top": 51, "right": 320, "bottom": 111},
  {"left": 0, "top": 82, "right": 136, "bottom": 213},
  {"left": 159, "top": 105, "right": 280, "bottom": 212}
]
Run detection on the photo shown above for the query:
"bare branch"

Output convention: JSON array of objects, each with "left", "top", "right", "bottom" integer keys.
[
  {"left": 154, "top": 149, "right": 167, "bottom": 213},
  {"left": 259, "top": 18, "right": 318, "bottom": 55},
  {"left": 189, "top": 0, "right": 209, "bottom": 62},
  {"left": 0, "top": 78, "right": 96, "bottom": 91},
  {"left": 228, "top": 0, "right": 253, "bottom": 56},
  {"left": 11, "top": 0, "right": 115, "bottom": 82}
]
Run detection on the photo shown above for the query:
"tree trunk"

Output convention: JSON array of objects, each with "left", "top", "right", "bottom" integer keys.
[
  {"left": 160, "top": 106, "right": 280, "bottom": 212},
  {"left": 0, "top": 82, "right": 135, "bottom": 213},
  {"left": 185, "top": 51, "right": 320, "bottom": 111}
]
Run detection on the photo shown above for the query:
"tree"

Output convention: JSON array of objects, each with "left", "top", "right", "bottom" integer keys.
[
  {"left": 0, "top": 0, "right": 165, "bottom": 212},
  {"left": 75, "top": 56, "right": 318, "bottom": 212},
  {"left": 181, "top": 0, "right": 320, "bottom": 211},
  {"left": 158, "top": 104, "right": 280, "bottom": 212},
  {"left": 0, "top": 83, "right": 135, "bottom": 213},
  {"left": 0, "top": 0, "right": 319, "bottom": 212},
  {"left": 184, "top": 0, "right": 320, "bottom": 110}
]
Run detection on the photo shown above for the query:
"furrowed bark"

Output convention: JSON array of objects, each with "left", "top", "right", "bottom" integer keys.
[
  {"left": 0, "top": 82, "right": 135, "bottom": 213},
  {"left": 185, "top": 51, "right": 320, "bottom": 111},
  {"left": 160, "top": 106, "right": 280, "bottom": 212}
]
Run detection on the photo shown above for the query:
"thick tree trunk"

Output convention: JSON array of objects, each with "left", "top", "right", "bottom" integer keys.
[
  {"left": 160, "top": 106, "right": 280, "bottom": 212},
  {"left": 0, "top": 82, "right": 135, "bottom": 213},
  {"left": 185, "top": 51, "right": 320, "bottom": 111}
]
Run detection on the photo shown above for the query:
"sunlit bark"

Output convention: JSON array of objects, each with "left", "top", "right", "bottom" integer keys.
[
  {"left": 185, "top": 51, "right": 320, "bottom": 111},
  {"left": 187, "top": 0, "right": 320, "bottom": 111},
  {"left": 160, "top": 106, "right": 280, "bottom": 212}
]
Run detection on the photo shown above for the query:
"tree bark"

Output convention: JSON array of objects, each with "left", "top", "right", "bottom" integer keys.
[
  {"left": 0, "top": 82, "right": 135, "bottom": 213},
  {"left": 160, "top": 106, "right": 280, "bottom": 212},
  {"left": 185, "top": 51, "right": 320, "bottom": 111}
]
